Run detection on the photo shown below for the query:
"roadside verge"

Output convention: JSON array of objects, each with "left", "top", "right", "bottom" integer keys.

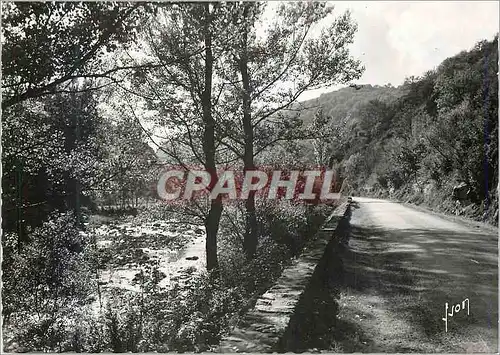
[{"left": 218, "top": 201, "right": 351, "bottom": 353}]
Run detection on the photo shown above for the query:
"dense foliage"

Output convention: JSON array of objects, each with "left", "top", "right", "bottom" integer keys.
[
  {"left": 1, "top": 2, "right": 144, "bottom": 109},
  {"left": 2, "top": 1, "right": 497, "bottom": 352},
  {"left": 297, "top": 36, "right": 498, "bottom": 223}
]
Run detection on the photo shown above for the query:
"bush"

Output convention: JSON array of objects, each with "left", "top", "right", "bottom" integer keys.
[
  {"left": 3, "top": 211, "right": 95, "bottom": 352},
  {"left": 218, "top": 199, "right": 332, "bottom": 303},
  {"left": 83, "top": 269, "right": 245, "bottom": 353}
]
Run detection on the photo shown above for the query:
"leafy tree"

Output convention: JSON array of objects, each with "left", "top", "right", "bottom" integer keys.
[
  {"left": 309, "top": 108, "right": 334, "bottom": 166},
  {"left": 2, "top": 212, "right": 94, "bottom": 350},
  {"left": 1, "top": 2, "right": 144, "bottom": 109},
  {"left": 431, "top": 36, "right": 498, "bottom": 200},
  {"left": 133, "top": 3, "right": 243, "bottom": 272},
  {"left": 357, "top": 99, "right": 394, "bottom": 141},
  {"left": 221, "top": 1, "right": 364, "bottom": 259},
  {"left": 2, "top": 88, "right": 104, "bottom": 244}
]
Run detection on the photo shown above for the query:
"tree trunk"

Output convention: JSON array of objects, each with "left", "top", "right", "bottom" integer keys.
[
  {"left": 239, "top": 5, "right": 258, "bottom": 260},
  {"left": 244, "top": 191, "right": 258, "bottom": 259},
  {"left": 202, "top": 3, "right": 220, "bottom": 273},
  {"left": 205, "top": 198, "right": 222, "bottom": 272}
]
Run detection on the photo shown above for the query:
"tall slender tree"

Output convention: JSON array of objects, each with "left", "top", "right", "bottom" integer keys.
[
  {"left": 134, "top": 3, "right": 241, "bottom": 272},
  {"left": 221, "top": 2, "right": 364, "bottom": 259}
]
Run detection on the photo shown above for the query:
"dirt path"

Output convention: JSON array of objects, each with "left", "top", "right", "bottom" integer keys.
[{"left": 327, "top": 197, "right": 498, "bottom": 353}]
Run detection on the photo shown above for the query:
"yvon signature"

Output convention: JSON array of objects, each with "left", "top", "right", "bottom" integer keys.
[{"left": 442, "top": 298, "right": 470, "bottom": 332}]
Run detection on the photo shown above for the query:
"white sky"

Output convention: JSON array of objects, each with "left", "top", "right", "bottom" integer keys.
[{"left": 299, "top": 1, "right": 499, "bottom": 101}]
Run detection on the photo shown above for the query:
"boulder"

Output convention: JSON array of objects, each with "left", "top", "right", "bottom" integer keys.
[{"left": 453, "top": 182, "right": 469, "bottom": 201}]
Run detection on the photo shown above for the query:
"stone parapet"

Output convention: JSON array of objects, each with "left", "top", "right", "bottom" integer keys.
[{"left": 218, "top": 202, "right": 350, "bottom": 353}]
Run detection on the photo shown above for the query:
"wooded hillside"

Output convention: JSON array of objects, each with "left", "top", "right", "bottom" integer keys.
[{"left": 296, "top": 36, "right": 498, "bottom": 224}]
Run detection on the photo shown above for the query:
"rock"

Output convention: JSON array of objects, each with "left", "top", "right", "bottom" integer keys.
[
  {"left": 153, "top": 223, "right": 161, "bottom": 227},
  {"left": 195, "top": 229, "right": 204, "bottom": 235},
  {"left": 453, "top": 182, "right": 469, "bottom": 201},
  {"left": 185, "top": 256, "right": 199, "bottom": 261}
]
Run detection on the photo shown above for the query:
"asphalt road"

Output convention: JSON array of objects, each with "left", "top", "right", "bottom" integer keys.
[{"left": 328, "top": 197, "right": 498, "bottom": 353}]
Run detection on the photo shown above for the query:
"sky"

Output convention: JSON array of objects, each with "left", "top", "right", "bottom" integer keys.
[{"left": 299, "top": 1, "right": 499, "bottom": 101}]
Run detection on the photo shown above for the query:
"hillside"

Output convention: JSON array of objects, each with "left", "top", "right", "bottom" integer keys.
[
  {"left": 299, "top": 84, "right": 403, "bottom": 125},
  {"left": 300, "top": 36, "right": 498, "bottom": 225}
]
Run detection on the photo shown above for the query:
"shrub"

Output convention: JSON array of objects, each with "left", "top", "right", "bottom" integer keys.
[
  {"left": 218, "top": 199, "right": 332, "bottom": 303},
  {"left": 2, "top": 211, "right": 95, "bottom": 352},
  {"left": 85, "top": 268, "right": 245, "bottom": 353}
]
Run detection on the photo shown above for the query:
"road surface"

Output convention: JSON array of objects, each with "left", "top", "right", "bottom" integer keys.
[{"left": 327, "top": 197, "right": 498, "bottom": 353}]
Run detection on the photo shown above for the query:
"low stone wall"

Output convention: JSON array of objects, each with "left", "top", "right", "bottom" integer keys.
[{"left": 218, "top": 202, "right": 351, "bottom": 353}]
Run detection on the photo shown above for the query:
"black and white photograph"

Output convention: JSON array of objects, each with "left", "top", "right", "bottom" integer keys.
[{"left": 1, "top": 1, "right": 498, "bottom": 353}]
